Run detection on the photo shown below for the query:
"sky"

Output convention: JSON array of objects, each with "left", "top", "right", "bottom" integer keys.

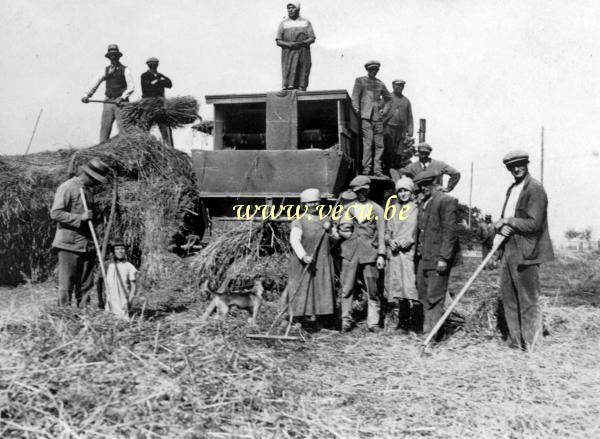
[{"left": 1, "top": 0, "right": 599, "bottom": 241}]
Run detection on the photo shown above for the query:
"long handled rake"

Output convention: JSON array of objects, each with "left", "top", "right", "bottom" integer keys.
[
  {"left": 247, "top": 196, "right": 342, "bottom": 342},
  {"left": 80, "top": 188, "right": 112, "bottom": 308},
  {"left": 421, "top": 236, "right": 506, "bottom": 353}
]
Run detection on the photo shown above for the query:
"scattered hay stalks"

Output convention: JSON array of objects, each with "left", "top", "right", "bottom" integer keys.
[
  {"left": 192, "top": 221, "right": 290, "bottom": 296},
  {"left": 0, "top": 131, "right": 203, "bottom": 286},
  {"left": 121, "top": 96, "right": 200, "bottom": 131}
]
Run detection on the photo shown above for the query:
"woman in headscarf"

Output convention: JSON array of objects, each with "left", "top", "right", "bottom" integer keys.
[
  {"left": 384, "top": 177, "right": 420, "bottom": 332},
  {"left": 279, "top": 188, "right": 336, "bottom": 329}
]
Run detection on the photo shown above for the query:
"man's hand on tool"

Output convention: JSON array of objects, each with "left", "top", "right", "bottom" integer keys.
[
  {"left": 301, "top": 255, "right": 314, "bottom": 265},
  {"left": 494, "top": 219, "right": 514, "bottom": 237},
  {"left": 81, "top": 96, "right": 90, "bottom": 103},
  {"left": 436, "top": 259, "right": 448, "bottom": 274},
  {"left": 80, "top": 209, "right": 93, "bottom": 221},
  {"left": 114, "top": 96, "right": 124, "bottom": 106},
  {"left": 376, "top": 255, "right": 385, "bottom": 269}
]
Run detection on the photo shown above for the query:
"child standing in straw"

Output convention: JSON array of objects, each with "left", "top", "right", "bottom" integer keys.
[{"left": 104, "top": 239, "right": 138, "bottom": 319}]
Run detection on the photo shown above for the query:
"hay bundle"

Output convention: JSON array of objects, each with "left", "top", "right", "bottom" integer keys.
[
  {"left": 192, "top": 222, "right": 290, "bottom": 297},
  {"left": 0, "top": 130, "right": 202, "bottom": 286},
  {"left": 121, "top": 96, "right": 199, "bottom": 131}
]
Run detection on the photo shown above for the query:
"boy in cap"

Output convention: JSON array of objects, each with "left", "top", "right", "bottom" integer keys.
[
  {"left": 276, "top": 2, "right": 316, "bottom": 91},
  {"left": 51, "top": 158, "right": 110, "bottom": 307},
  {"left": 383, "top": 79, "right": 414, "bottom": 173},
  {"left": 351, "top": 61, "right": 392, "bottom": 177},
  {"left": 140, "top": 57, "right": 174, "bottom": 146},
  {"left": 413, "top": 168, "right": 461, "bottom": 339},
  {"left": 82, "top": 44, "right": 134, "bottom": 142},
  {"left": 280, "top": 188, "right": 336, "bottom": 329},
  {"left": 103, "top": 238, "right": 138, "bottom": 319},
  {"left": 384, "top": 177, "right": 420, "bottom": 333},
  {"left": 394, "top": 142, "right": 461, "bottom": 192},
  {"left": 495, "top": 150, "right": 554, "bottom": 351},
  {"left": 338, "top": 176, "right": 386, "bottom": 332}
]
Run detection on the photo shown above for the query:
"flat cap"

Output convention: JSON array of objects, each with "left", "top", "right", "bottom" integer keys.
[
  {"left": 502, "top": 150, "right": 529, "bottom": 166},
  {"left": 413, "top": 169, "right": 438, "bottom": 185},
  {"left": 364, "top": 60, "right": 381, "bottom": 69},
  {"left": 146, "top": 57, "right": 159, "bottom": 64},
  {"left": 417, "top": 142, "right": 432, "bottom": 152},
  {"left": 392, "top": 79, "right": 406, "bottom": 85},
  {"left": 340, "top": 189, "right": 357, "bottom": 201},
  {"left": 349, "top": 175, "right": 371, "bottom": 192}
]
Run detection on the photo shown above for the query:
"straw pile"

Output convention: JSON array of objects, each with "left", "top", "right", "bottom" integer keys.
[
  {"left": 192, "top": 222, "right": 290, "bottom": 297},
  {"left": 0, "top": 130, "right": 202, "bottom": 286},
  {"left": 121, "top": 96, "right": 199, "bottom": 131}
]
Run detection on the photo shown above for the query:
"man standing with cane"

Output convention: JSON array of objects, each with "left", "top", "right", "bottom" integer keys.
[{"left": 50, "top": 158, "right": 110, "bottom": 307}]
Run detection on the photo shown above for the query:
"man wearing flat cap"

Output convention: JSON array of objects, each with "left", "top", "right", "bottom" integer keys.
[
  {"left": 413, "top": 168, "right": 461, "bottom": 339},
  {"left": 141, "top": 57, "right": 174, "bottom": 146},
  {"left": 495, "top": 150, "right": 554, "bottom": 351},
  {"left": 82, "top": 44, "right": 134, "bottom": 142},
  {"left": 276, "top": 2, "right": 316, "bottom": 91},
  {"left": 384, "top": 80, "right": 414, "bottom": 173},
  {"left": 394, "top": 142, "right": 461, "bottom": 192},
  {"left": 51, "top": 158, "right": 111, "bottom": 307},
  {"left": 352, "top": 61, "right": 392, "bottom": 177},
  {"left": 337, "top": 175, "right": 386, "bottom": 332}
]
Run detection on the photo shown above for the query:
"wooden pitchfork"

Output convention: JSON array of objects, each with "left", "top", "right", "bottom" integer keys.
[{"left": 421, "top": 235, "right": 506, "bottom": 353}]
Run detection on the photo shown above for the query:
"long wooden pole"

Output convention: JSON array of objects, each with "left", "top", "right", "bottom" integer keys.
[
  {"left": 80, "top": 188, "right": 110, "bottom": 300},
  {"left": 422, "top": 236, "right": 506, "bottom": 351},
  {"left": 468, "top": 161, "right": 473, "bottom": 228},
  {"left": 25, "top": 108, "right": 43, "bottom": 154},
  {"left": 541, "top": 126, "right": 544, "bottom": 185}
]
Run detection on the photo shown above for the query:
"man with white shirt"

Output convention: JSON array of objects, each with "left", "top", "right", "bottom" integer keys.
[
  {"left": 337, "top": 175, "right": 386, "bottom": 333},
  {"left": 82, "top": 44, "right": 134, "bottom": 142},
  {"left": 495, "top": 150, "right": 554, "bottom": 351},
  {"left": 393, "top": 142, "right": 461, "bottom": 192}
]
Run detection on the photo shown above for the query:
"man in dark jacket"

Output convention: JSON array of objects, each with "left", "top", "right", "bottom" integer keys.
[
  {"left": 82, "top": 44, "right": 134, "bottom": 142},
  {"left": 383, "top": 79, "right": 413, "bottom": 172},
  {"left": 414, "top": 169, "right": 461, "bottom": 338},
  {"left": 141, "top": 57, "right": 173, "bottom": 146},
  {"left": 51, "top": 158, "right": 110, "bottom": 307},
  {"left": 351, "top": 61, "right": 392, "bottom": 177},
  {"left": 495, "top": 150, "right": 554, "bottom": 351}
]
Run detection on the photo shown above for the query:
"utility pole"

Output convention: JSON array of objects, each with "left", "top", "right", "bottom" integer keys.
[
  {"left": 541, "top": 126, "right": 544, "bottom": 185},
  {"left": 468, "top": 160, "right": 473, "bottom": 228},
  {"left": 25, "top": 108, "right": 43, "bottom": 154}
]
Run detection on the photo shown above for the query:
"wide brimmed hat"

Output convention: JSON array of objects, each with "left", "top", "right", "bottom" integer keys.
[
  {"left": 300, "top": 188, "right": 320, "bottom": 203},
  {"left": 349, "top": 175, "right": 371, "bottom": 192},
  {"left": 417, "top": 142, "right": 432, "bottom": 153},
  {"left": 502, "top": 150, "right": 529, "bottom": 166},
  {"left": 105, "top": 44, "right": 123, "bottom": 58},
  {"left": 81, "top": 158, "right": 110, "bottom": 184},
  {"left": 413, "top": 169, "right": 438, "bottom": 186}
]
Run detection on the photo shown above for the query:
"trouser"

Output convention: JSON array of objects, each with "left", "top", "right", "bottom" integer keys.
[
  {"left": 158, "top": 122, "right": 173, "bottom": 147},
  {"left": 57, "top": 250, "right": 95, "bottom": 307},
  {"left": 100, "top": 97, "right": 125, "bottom": 142},
  {"left": 500, "top": 260, "right": 542, "bottom": 350},
  {"left": 416, "top": 263, "right": 450, "bottom": 337},
  {"left": 340, "top": 258, "right": 381, "bottom": 327},
  {"left": 361, "top": 119, "right": 384, "bottom": 175},
  {"left": 383, "top": 125, "right": 406, "bottom": 172}
]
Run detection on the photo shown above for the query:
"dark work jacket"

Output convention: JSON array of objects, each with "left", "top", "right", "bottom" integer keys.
[
  {"left": 416, "top": 190, "right": 461, "bottom": 270},
  {"left": 340, "top": 201, "right": 386, "bottom": 264},
  {"left": 351, "top": 76, "right": 392, "bottom": 121},
  {"left": 141, "top": 71, "right": 172, "bottom": 98},
  {"left": 105, "top": 64, "right": 127, "bottom": 98},
  {"left": 501, "top": 174, "right": 554, "bottom": 266}
]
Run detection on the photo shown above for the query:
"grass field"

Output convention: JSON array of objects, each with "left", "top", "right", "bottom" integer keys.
[{"left": 1, "top": 252, "right": 599, "bottom": 438}]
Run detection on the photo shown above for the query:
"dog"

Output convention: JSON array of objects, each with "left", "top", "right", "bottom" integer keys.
[{"left": 201, "top": 278, "right": 264, "bottom": 325}]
